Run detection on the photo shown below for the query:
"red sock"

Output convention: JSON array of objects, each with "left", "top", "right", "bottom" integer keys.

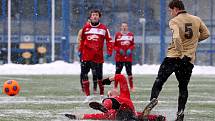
[
  {"left": 83, "top": 80, "right": 90, "bottom": 96},
  {"left": 128, "top": 75, "right": 133, "bottom": 89},
  {"left": 98, "top": 80, "right": 104, "bottom": 95},
  {"left": 114, "top": 80, "right": 118, "bottom": 89}
]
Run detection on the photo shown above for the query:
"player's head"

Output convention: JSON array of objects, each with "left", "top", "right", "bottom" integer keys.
[
  {"left": 107, "top": 89, "right": 119, "bottom": 98},
  {"left": 168, "top": 0, "right": 185, "bottom": 17},
  {"left": 89, "top": 9, "right": 102, "bottom": 24},
  {"left": 103, "top": 98, "right": 121, "bottom": 110},
  {"left": 120, "top": 22, "right": 128, "bottom": 33}
]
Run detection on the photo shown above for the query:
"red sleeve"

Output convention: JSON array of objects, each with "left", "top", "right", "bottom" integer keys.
[
  {"left": 79, "top": 27, "right": 85, "bottom": 53},
  {"left": 105, "top": 28, "right": 113, "bottom": 55},
  {"left": 114, "top": 74, "right": 130, "bottom": 99}
]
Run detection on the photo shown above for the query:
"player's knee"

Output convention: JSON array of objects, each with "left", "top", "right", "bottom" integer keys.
[
  {"left": 153, "top": 78, "right": 164, "bottom": 90},
  {"left": 126, "top": 69, "right": 132, "bottom": 75},
  {"left": 127, "top": 74, "right": 133, "bottom": 78},
  {"left": 82, "top": 74, "right": 88, "bottom": 80}
]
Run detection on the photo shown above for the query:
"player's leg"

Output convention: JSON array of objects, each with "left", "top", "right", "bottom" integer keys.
[
  {"left": 80, "top": 62, "right": 90, "bottom": 93},
  {"left": 90, "top": 62, "right": 98, "bottom": 94},
  {"left": 175, "top": 61, "right": 194, "bottom": 121},
  {"left": 81, "top": 61, "right": 92, "bottom": 102},
  {"left": 95, "top": 63, "right": 104, "bottom": 97},
  {"left": 114, "top": 62, "right": 124, "bottom": 89},
  {"left": 80, "top": 72, "right": 84, "bottom": 92},
  {"left": 150, "top": 57, "right": 177, "bottom": 100},
  {"left": 125, "top": 62, "right": 134, "bottom": 91},
  {"left": 141, "top": 98, "right": 158, "bottom": 117}
]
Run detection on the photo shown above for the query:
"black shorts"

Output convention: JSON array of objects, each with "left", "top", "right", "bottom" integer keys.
[
  {"left": 157, "top": 57, "right": 194, "bottom": 89},
  {"left": 81, "top": 61, "right": 103, "bottom": 80},
  {"left": 115, "top": 62, "right": 132, "bottom": 76}
]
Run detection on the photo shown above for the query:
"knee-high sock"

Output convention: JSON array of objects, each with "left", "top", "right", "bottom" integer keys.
[
  {"left": 128, "top": 75, "right": 133, "bottom": 89},
  {"left": 114, "top": 80, "right": 118, "bottom": 89},
  {"left": 98, "top": 80, "right": 104, "bottom": 95},
  {"left": 83, "top": 80, "right": 90, "bottom": 96}
]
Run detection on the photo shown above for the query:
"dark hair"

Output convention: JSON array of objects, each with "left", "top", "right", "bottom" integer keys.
[
  {"left": 89, "top": 9, "right": 102, "bottom": 17},
  {"left": 168, "top": 0, "right": 185, "bottom": 10},
  {"left": 121, "top": 22, "right": 128, "bottom": 25}
]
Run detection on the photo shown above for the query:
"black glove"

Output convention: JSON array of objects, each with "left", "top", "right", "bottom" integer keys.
[{"left": 102, "top": 78, "right": 112, "bottom": 85}]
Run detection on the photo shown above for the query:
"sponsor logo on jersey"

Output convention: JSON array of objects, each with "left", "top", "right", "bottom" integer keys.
[
  {"left": 85, "top": 28, "right": 106, "bottom": 36},
  {"left": 87, "top": 35, "right": 99, "bottom": 41},
  {"left": 121, "top": 40, "right": 131, "bottom": 45},
  {"left": 117, "top": 35, "right": 133, "bottom": 41}
]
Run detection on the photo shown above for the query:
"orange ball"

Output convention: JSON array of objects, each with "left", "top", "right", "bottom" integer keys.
[{"left": 3, "top": 80, "right": 20, "bottom": 96}]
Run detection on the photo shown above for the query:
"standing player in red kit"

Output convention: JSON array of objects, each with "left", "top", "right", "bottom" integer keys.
[
  {"left": 79, "top": 9, "right": 113, "bottom": 102},
  {"left": 65, "top": 74, "right": 165, "bottom": 121},
  {"left": 114, "top": 22, "right": 135, "bottom": 91}
]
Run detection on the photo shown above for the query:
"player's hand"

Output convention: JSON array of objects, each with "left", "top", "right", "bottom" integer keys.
[
  {"left": 119, "top": 49, "right": 124, "bottom": 55},
  {"left": 105, "top": 54, "right": 111, "bottom": 60},
  {"left": 126, "top": 49, "right": 131, "bottom": 56}
]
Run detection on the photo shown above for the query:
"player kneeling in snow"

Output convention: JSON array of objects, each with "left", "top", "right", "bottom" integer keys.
[{"left": 65, "top": 74, "right": 165, "bottom": 121}]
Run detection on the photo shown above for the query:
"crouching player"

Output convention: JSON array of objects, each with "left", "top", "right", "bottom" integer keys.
[{"left": 65, "top": 74, "right": 166, "bottom": 121}]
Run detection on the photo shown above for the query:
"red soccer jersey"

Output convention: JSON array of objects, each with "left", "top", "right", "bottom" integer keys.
[
  {"left": 79, "top": 22, "right": 113, "bottom": 63},
  {"left": 114, "top": 32, "right": 135, "bottom": 62}
]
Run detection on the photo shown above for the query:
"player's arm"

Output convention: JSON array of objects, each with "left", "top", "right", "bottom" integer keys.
[
  {"left": 79, "top": 27, "right": 85, "bottom": 54},
  {"left": 198, "top": 18, "right": 210, "bottom": 42},
  {"left": 169, "top": 20, "right": 184, "bottom": 55},
  {"left": 76, "top": 29, "right": 83, "bottom": 51},
  {"left": 105, "top": 29, "right": 113, "bottom": 56}
]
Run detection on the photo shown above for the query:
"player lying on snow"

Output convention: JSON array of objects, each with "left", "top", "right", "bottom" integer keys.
[{"left": 65, "top": 74, "right": 165, "bottom": 121}]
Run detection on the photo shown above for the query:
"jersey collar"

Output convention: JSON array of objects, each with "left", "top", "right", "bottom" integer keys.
[{"left": 177, "top": 10, "right": 187, "bottom": 16}]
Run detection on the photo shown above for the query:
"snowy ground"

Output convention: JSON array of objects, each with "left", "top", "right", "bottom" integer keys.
[
  {"left": 0, "top": 61, "right": 215, "bottom": 75},
  {"left": 0, "top": 75, "right": 214, "bottom": 121}
]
